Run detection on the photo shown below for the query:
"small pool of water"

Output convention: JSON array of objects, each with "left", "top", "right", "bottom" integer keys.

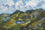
[
  {"left": 3, "top": 17, "right": 9, "bottom": 22},
  {"left": 15, "top": 21, "right": 26, "bottom": 24}
]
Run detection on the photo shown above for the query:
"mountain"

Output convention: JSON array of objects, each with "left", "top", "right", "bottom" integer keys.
[
  {"left": 25, "top": 10, "right": 35, "bottom": 14},
  {"left": 0, "top": 9, "right": 45, "bottom": 30},
  {"left": 10, "top": 10, "right": 24, "bottom": 16}
]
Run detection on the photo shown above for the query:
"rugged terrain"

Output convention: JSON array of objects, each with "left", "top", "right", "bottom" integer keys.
[{"left": 0, "top": 9, "right": 45, "bottom": 30}]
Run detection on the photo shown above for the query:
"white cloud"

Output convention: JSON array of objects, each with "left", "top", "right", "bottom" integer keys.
[
  {"left": 0, "top": 5, "right": 8, "bottom": 13},
  {"left": 41, "top": 4, "right": 45, "bottom": 9},
  {"left": 0, "top": 0, "right": 7, "bottom": 4},
  {"left": 25, "top": 0, "right": 40, "bottom": 7},
  {"left": 25, "top": 1, "right": 37, "bottom": 10},
  {"left": 8, "top": 7, "right": 16, "bottom": 14},
  {"left": 26, "top": 1, "right": 36, "bottom": 7},
  {"left": 6, "top": 0, "right": 14, "bottom": 6},
  {"left": 0, "top": 0, "right": 14, "bottom": 6},
  {"left": 15, "top": 1, "right": 23, "bottom": 9},
  {"left": 15, "top": 0, "right": 28, "bottom": 11},
  {"left": 15, "top": 0, "right": 45, "bottom": 11},
  {"left": 0, "top": 5, "right": 16, "bottom": 14},
  {"left": 0, "top": 0, "right": 45, "bottom": 14}
]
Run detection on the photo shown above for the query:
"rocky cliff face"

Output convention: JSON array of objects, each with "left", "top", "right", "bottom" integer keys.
[
  {"left": 30, "top": 10, "right": 45, "bottom": 20},
  {"left": 20, "top": 10, "right": 45, "bottom": 30}
]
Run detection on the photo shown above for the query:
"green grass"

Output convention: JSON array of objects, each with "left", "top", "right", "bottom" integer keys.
[
  {"left": 12, "top": 24, "right": 20, "bottom": 30},
  {"left": 0, "top": 20, "right": 3, "bottom": 24},
  {"left": 0, "top": 17, "right": 2, "bottom": 19}
]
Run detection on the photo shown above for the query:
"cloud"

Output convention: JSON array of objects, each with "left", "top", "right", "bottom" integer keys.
[
  {"left": 6, "top": 0, "right": 14, "bottom": 6},
  {"left": 41, "top": 4, "right": 45, "bottom": 9},
  {"left": 0, "top": 0, "right": 7, "bottom": 5},
  {"left": 15, "top": 1, "right": 24, "bottom": 10},
  {"left": 25, "top": 1, "right": 37, "bottom": 8},
  {"left": 0, "top": 0, "right": 45, "bottom": 14},
  {"left": 0, "top": 0, "right": 14, "bottom": 6},
  {"left": 8, "top": 6, "right": 16, "bottom": 14},
  {"left": 0, "top": 5, "right": 8, "bottom": 13},
  {"left": 0, "top": 5, "right": 15, "bottom": 14},
  {"left": 35, "top": 0, "right": 45, "bottom": 9},
  {"left": 25, "top": 0, "right": 42, "bottom": 7},
  {"left": 15, "top": 0, "right": 37, "bottom": 11}
]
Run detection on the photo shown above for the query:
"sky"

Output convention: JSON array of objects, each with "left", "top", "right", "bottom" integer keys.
[{"left": 0, "top": 0, "right": 45, "bottom": 14}]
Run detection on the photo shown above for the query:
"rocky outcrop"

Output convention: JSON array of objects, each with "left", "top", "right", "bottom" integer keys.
[{"left": 30, "top": 10, "right": 43, "bottom": 20}]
